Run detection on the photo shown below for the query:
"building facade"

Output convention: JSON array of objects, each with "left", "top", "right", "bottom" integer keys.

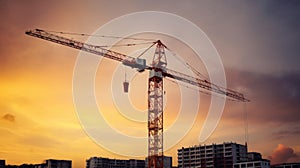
[
  {"left": 3, "top": 159, "right": 71, "bottom": 168},
  {"left": 177, "top": 142, "right": 248, "bottom": 168},
  {"left": 45, "top": 159, "right": 71, "bottom": 168},
  {"left": 145, "top": 156, "right": 172, "bottom": 168},
  {"left": 233, "top": 151, "right": 270, "bottom": 168},
  {"left": 0, "top": 160, "right": 5, "bottom": 168},
  {"left": 271, "top": 163, "right": 300, "bottom": 168},
  {"left": 86, "top": 157, "right": 145, "bottom": 168},
  {"left": 234, "top": 160, "right": 270, "bottom": 168}
]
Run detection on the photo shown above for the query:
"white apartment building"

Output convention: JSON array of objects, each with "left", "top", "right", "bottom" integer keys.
[
  {"left": 177, "top": 142, "right": 248, "bottom": 168},
  {"left": 234, "top": 160, "right": 270, "bottom": 168}
]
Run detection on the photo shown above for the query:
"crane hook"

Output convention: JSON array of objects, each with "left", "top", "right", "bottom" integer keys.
[{"left": 123, "top": 71, "right": 129, "bottom": 93}]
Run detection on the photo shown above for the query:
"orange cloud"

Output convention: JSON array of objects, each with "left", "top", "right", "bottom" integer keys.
[
  {"left": 2, "top": 113, "right": 15, "bottom": 122},
  {"left": 268, "top": 144, "right": 298, "bottom": 164}
]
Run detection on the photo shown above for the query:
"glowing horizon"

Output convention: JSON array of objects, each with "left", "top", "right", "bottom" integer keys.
[{"left": 1, "top": 1, "right": 300, "bottom": 168}]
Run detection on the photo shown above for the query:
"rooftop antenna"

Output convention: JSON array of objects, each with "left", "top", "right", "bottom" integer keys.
[{"left": 244, "top": 102, "right": 248, "bottom": 147}]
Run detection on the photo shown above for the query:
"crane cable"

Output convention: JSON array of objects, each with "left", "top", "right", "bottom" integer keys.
[
  {"left": 186, "top": 62, "right": 209, "bottom": 81},
  {"left": 165, "top": 78, "right": 244, "bottom": 104},
  {"left": 165, "top": 47, "right": 209, "bottom": 81},
  {"left": 46, "top": 29, "right": 156, "bottom": 41},
  {"left": 44, "top": 29, "right": 156, "bottom": 48},
  {"left": 136, "top": 42, "right": 157, "bottom": 58},
  {"left": 163, "top": 46, "right": 240, "bottom": 101},
  {"left": 94, "top": 41, "right": 155, "bottom": 48},
  {"left": 165, "top": 78, "right": 212, "bottom": 96}
]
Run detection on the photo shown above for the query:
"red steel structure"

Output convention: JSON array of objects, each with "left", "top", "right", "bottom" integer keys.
[
  {"left": 26, "top": 29, "right": 249, "bottom": 168},
  {"left": 147, "top": 41, "right": 167, "bottom": 168}
]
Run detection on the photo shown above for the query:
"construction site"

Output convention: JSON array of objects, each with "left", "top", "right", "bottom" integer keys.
[{"left": 25, "top": 28, "right": 249, "bottom": 168}]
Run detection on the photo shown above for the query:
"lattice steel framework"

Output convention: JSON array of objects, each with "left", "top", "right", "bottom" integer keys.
[
  {"left": 148, "top": 41, "right": 167, "bottom": 168},
  {"left": 25, "top": 29, "right": 250, "bottom": 168}
]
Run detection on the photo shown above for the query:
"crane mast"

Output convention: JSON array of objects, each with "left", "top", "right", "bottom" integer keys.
[
  {"left": 25, "top": 29, "right": 249, "bottom": 168},
  {"left": 148, "top": 41, "right": 167, "bottom": 168}
]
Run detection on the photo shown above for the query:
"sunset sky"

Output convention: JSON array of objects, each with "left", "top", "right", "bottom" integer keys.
[{"left": 1, "top": 1, "right": 300, "bottom": 167}]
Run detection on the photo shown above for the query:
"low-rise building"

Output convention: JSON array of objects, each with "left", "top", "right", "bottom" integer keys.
[
  {"left": 234, "top": 151, "right": 270, "bottom": 168},
  {"left": 271, "top": 163, "right": 300, "bottom": 168},
  {"left": 4, "top": 159, "right": 71, "bottom": 168},
  {"left": 45, "top": 159, "right": 71, "bottom": 168},
  {"left": 177, "top": 142, "right": 248, "bottom": 168},
  {"left": 0, "top": 160, "right": 5, "bottom": 168},
  {"left": 86, "top": 157, "right": 145, "bottom": 168},
  {"left": 145, "top": 156, "right": 172, "bottom": 168},
  {"left": 234, "top": 159, "right": 270, "bottom": 168}
]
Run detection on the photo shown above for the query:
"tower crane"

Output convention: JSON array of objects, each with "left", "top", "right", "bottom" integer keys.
[{"left": 25, "top": 29, "right": 249, "bottom": 168}]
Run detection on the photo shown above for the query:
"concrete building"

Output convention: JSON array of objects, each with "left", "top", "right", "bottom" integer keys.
[
  {"left": 271, "top": 163, "right": 300, "bottom": 168},
  {"left": 234, "top": 159, "right": 270, "bottom": 168},
  {"left": 6, "top": 164, "right": 38, "bottom": 168},
  {"left": 34, "top": 164, "right": 47, "bottom": 168},
  {"left": 86, "top": 157, "right": 145, "bottom": 168},
  {"left": 177, "top": 142, "right": 248, "bottom": 168},
  {"left": 45, "top": 159, "right": 71, "bottom": 168},
  {"left": 129, "top": 159, "right": 146, "bottom": 168},
  {"left": 0, "top": 160, "right": 5, "bottom": 168},
  {"left": 145, "top": 156, "right": 172, "bottom": 168},
  {"left": 3, "top": 159, "right": 70, "bottom": 168},
  {"left": 234, "top": 151, "right": 270, "bottom": 168},
  {"left": 247, "top": 152, "right": 262, "bottom": 161}
]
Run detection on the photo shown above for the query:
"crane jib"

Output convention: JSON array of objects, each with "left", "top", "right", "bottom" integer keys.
[
  {"left": 25, "top": 29, "right": 150, "bottom": 72},
  {"left": 25, "top": 28, "right": 249, "bottom": 168},
  {"left": 25, "top": 29, "right": 249, "bottom": 102}
]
